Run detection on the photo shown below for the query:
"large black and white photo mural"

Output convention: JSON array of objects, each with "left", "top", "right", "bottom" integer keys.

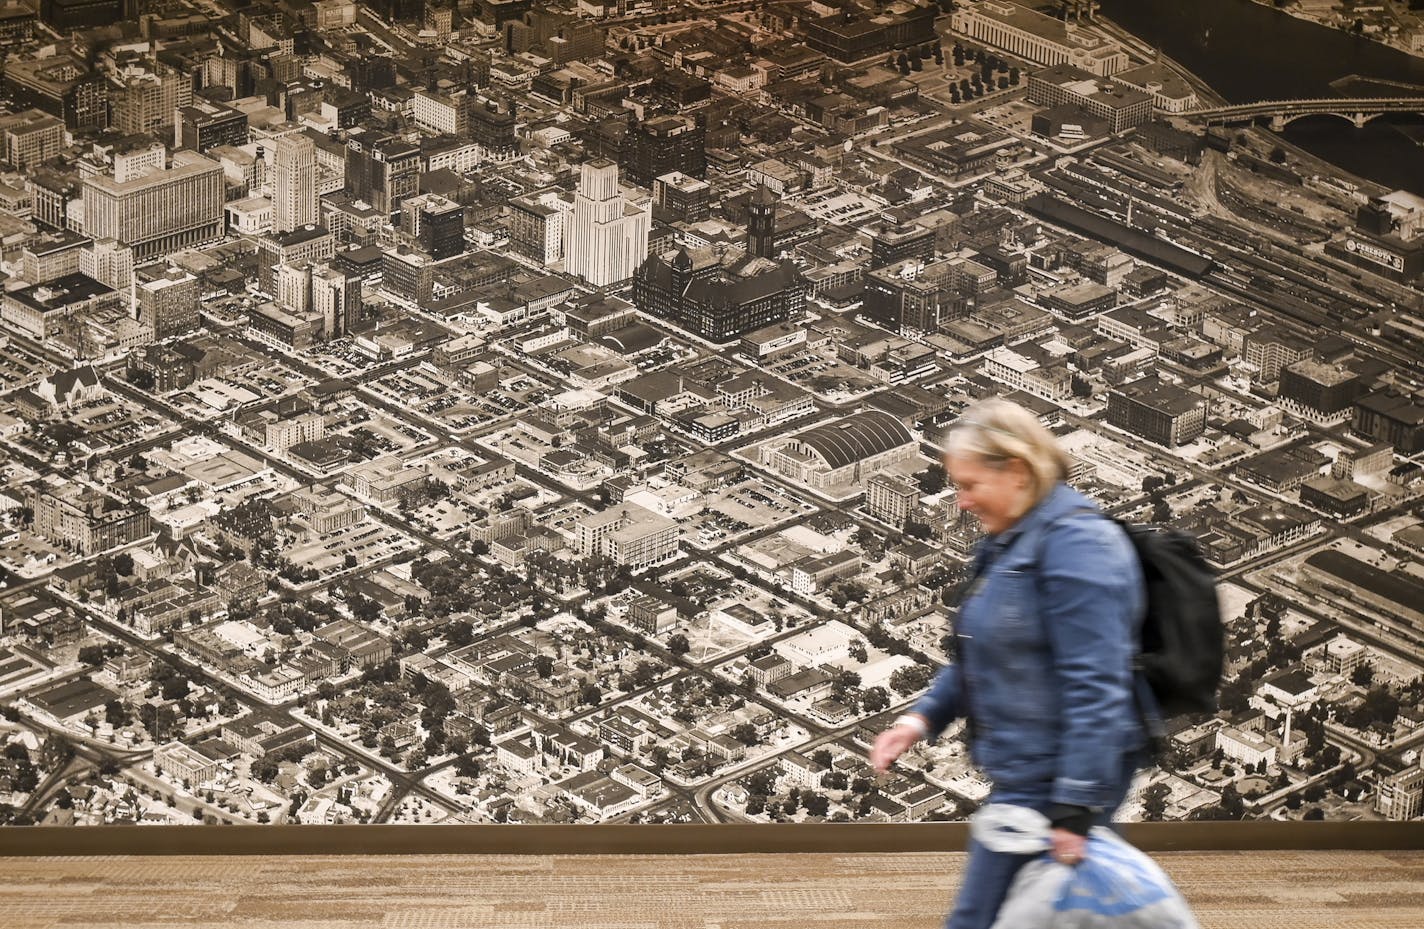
[{"left": 0, "top": 0, "right": 1421, "bottom": 828}]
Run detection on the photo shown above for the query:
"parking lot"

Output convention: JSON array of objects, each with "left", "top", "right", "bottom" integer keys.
[
  {"left": 684, "top": 478, "right": 817, "bottom": 550},
  {"left": 367, "top": 367, "right": 555, "bottom": 434},
  {"left": 0, "top": 339, "right": 57, "bottom": 392}
]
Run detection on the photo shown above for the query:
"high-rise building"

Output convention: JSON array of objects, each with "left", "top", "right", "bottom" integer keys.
[
  {"left": 1106, "top": 375, "right": 1208, "bottom": 447},
  {"left": 110, "top": 60, "right": 191, "bottom": 135},
  {"left": 633, "top": 245, "right": 806, "bottom": 343},
  {"left": 257, "top": 224, "right": 334, "bottom": 293},
  {"left": 866, "top": 472, "right": 920, "bottom": 527},
  {"left": 746, "top": 184, "right": 777, "bottom": 259},
  {"left": 81, "top": 150, "right": 224, "bottom": 259},
  {"left": 619, "top": 114, "right": 705, "bottom": 187},
  {"left": 508, "top": 190, "right": 569, "bottom": 265},
  {"left": 311, "top": 264, "right": 360, "bottom": 338},
  {"left": 869, "top": 220, "right": 936, "bottom": 269},
  {"left": 175, "top": 100, "right": 249, "bottom": 153},
  {"left": 344, "top": 134, "right": 420, "bottom": 216},
  {"left": 275, "top": 261, "right": 312, "bottom": 314},
  {"left": 0, "top": 109, "right": 65, "bottom": 171},
  {"left": 565, "top": 160, "right": 649, "bottom": 288},
  {"left": 80, "top": 238, "right": 134, "bottom": 291},
  {"left": 1279, "top": 359, "right": 1360, "bottom": 425},
  {"left": 466, "top": 94, "right": 518, "bottom": 159},
  {"left": 273, "top": 133, "right": 317, "bottom": 232},
  {"left": 19, "top": 230, "right": 90, "bottom": 285},
  {"left": 652, "top": 172, "right": 710, "bottom": 223},
  {"left": 38, "top": 0, "right": 121, "bottom": 30},
  {"left": 137, "top": 266, "right": 200, "bottom": 340},
  {"left": 1, "top": 56, "right": 109, "bottom": 133},
  {"left": 400, "top": 193, "right": 465, "bottom": 260},
  {"left": 106, "top": 139, "right": 166, "bottom": 183}
]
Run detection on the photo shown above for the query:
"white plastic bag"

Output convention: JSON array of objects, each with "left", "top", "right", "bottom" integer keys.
[{"left": 972, "top": 804, "right": 1200, "bottom": 929}]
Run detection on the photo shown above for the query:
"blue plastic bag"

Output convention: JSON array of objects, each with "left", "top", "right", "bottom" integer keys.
[{"left": 972, "top": 804, "right": 1200, "bottom": 929}]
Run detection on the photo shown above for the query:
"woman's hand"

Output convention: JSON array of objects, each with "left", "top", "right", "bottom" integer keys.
[
  {"left": 1051, "top": 828, "right": 1088, "bottom": 866},
  {"left": 870, "top": 723, "right": 921, "bottom": 774}
]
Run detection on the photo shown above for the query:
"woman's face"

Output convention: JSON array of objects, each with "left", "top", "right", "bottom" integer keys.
[{"left": 945, "top": 453, "right": 1032, "bottom": 535}]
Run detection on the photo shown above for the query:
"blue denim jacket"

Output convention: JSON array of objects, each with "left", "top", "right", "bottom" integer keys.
[{"left": 910, "top": 482, "right": 1148, "bottom": 810}]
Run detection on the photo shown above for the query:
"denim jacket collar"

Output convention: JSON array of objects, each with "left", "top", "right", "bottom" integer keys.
[{"left": 975, "top": 481, "right": 1078, "bottom": 571}]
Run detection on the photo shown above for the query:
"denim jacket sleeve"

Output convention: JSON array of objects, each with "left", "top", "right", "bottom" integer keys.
[
  {"left": 1039, "top": 515, "right": 1141, "bottom": 809},
  {"left": 908, "top": 661, "right": 960, "bottom": 743}
]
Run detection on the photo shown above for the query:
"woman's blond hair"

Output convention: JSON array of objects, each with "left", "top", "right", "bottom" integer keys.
[{"left": 940, "top": 397, "right": 1071, "bottom": 502}]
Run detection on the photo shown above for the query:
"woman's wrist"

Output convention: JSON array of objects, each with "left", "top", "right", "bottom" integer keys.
[{"left": 893, "top": 713, "right": 930, "bottom": 739}]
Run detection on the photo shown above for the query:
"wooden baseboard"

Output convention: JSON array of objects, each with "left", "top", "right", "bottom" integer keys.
[{"left": 2, "top": 822, "right": 1421, "bottom": 856}]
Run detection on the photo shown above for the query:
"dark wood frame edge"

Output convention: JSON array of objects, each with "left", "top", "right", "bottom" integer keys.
[{"left": 2, "top": 822, "right": 1421, "bottom": 856}]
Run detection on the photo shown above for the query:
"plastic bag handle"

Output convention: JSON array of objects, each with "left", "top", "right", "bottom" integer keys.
[{"left": 970, "top": 804, "right": 1055, "bottom": 855}]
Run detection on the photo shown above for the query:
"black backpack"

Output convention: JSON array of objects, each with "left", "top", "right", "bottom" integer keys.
[{"left": 1108, "top": 518, "right": 1224, "bottom": 718}]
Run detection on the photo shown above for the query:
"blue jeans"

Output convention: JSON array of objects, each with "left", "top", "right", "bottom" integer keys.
[{"left": 942, "top": 752, "right": 1141, "bottom": 929}]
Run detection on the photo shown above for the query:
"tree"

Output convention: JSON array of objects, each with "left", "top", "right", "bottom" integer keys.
[
  {"left": 668, "top": 634, "right": 690, "bottom": 657},
  {"left": 1151, "top": 497, "right": 1172, "bottom": 524},
  {"left": 862, "top": 686, "right": 890, "bottom": 712},
  {"left": 1350, "top": 662, "right": 1374, "bottom": 687},
  {"left": 897, "top": 54, "right": 910, "bottom": 76},
  {"left": 803, "top": 791, "right": 830, "bottom": 817},
  {"left": 917, "top": 463, "right": 946, "bottom": 494},
  {"left": 1141, "top": 782, "right": 1171, "bottom": 822},
  {"left": 889, "top": 665, "right": 932, "bottom": 696},
  {"left": 534, "top": 654, "right": 555, "bottom": 679},
  {"left": 113, "top": 553, "right": 134, "bottom": 576},
  {"left": 1269, "top": 146, "right": 1288, "bottom": 164}
]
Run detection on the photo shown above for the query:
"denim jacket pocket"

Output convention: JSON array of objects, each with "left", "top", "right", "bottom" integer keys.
[{"left": 992, "top": 569, "right": 1036, "bottom": 644}]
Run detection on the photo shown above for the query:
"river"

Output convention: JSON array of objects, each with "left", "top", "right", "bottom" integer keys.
[{"left": 1098, "top": 0, "right": 1424, "bottom": 196}]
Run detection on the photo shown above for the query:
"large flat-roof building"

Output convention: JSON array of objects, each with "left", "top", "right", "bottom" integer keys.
[
  {"left": 1279, "top": 359, "right": 1360, "bottom": 425},
  {"left": 574, "top": 503, "right": 679, "bottom": 569},
  {"left": 81, "top": 150, "right": 224, "bottom": 259},
  {"left": 952, "top": 1, "right": 1128, "bottom": 76},
  {"left": 1, "top": 272, "right": 122, "bottom": 343},
  {"left": 0, "top": 108, "right": 65, "bottom": 171},
  {"left": 1027, "top": 63, "right": 1153, "bottom": 133},
  {"left": 1353, "top": 388, "right": 1424, "bottom": 454},
  {"left": 33, "top": 480, "right": 152, "bottom": 555},
  {"left": 803, "top": 4, "right": 937, "bottom": 63},
  {"left": 1107, "top": 375, "right": 1208, "bottom": 447}
]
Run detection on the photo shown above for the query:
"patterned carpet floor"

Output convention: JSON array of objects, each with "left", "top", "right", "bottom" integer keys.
[{"left": 0, "top": 851, "right": 1421, "bottom": 928}]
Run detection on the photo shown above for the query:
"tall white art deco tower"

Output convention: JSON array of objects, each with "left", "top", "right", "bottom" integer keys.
[
  {"left": 565, "top": 159, "right": 649, "bottom": 287},
  {"left": 273, "top": 134, "right": 317, "bottom": 233}
]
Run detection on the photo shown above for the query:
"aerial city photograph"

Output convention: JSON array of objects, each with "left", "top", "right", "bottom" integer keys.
[{"left": 0, "top": 0, "right": 1422, "bottom": 921}]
